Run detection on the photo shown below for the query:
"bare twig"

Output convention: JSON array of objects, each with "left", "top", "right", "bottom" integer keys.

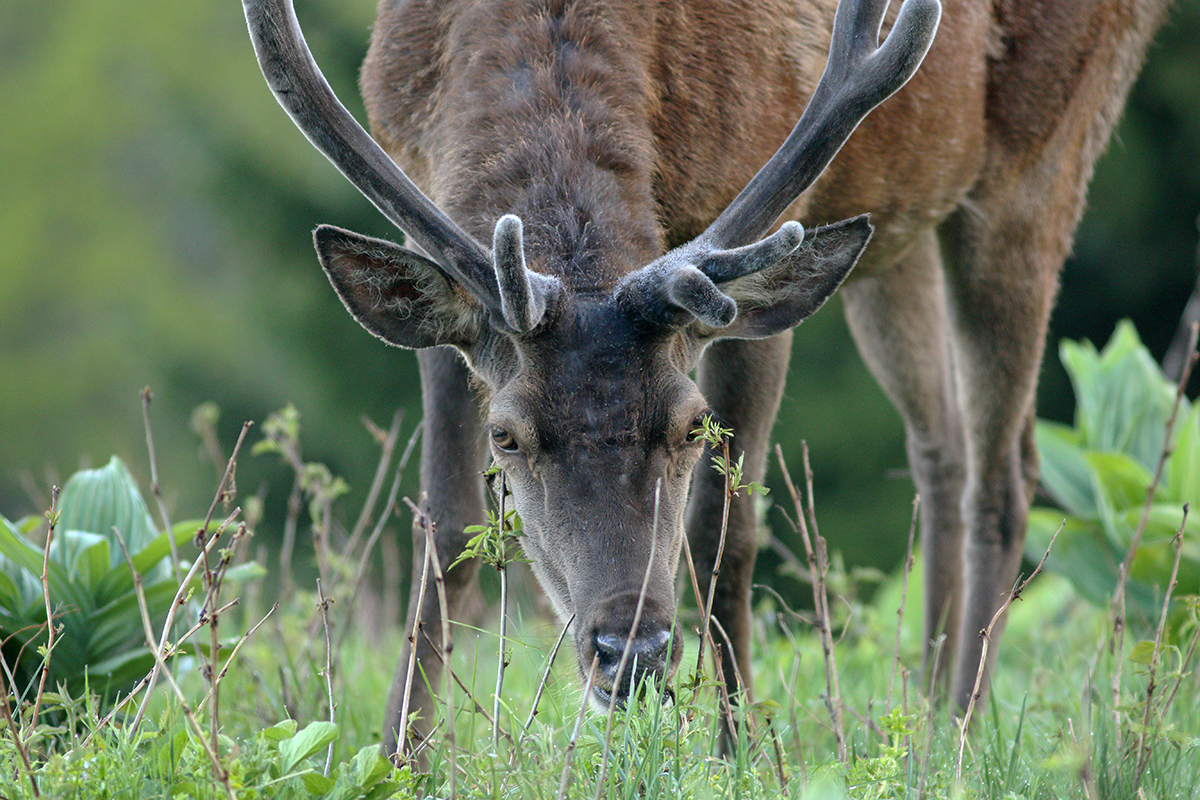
[
  {"left": 420, "top": 512, "right": 456, "bottom": 800},
  {"left": 0, "top": 651, "right": 38, "bottom": 796},
  {"left": 1132, "top": 505, "right": 1189, "bottom": 790},
  {"left": 142, "top": 388, "right": 181, "bottom": 583},
  {"left": 396, "top": 498, "right": 433, "bottom": 763},
  {"left": 336, "top": 423, "right": 416, "bottom": 652},
  {"left": 521, "top": 614, "right": 575, "bottom": 740},
  {"left": 30, "top": 485, "right": 60, "bottom": 739},
  {"left": 956, "top": 520, "right": 1062, "bottom": 783},
  {"left": 696, "top": 437, "right": 734, "bottom": 684},
  {"left": 888, "top": 495, "right": 920, "bottom": 709},
  {"left": 776, "top": 442, "right": 846, "bottom": 763},
  {"left": 130, "top": 505, "right": 241, "bottom": 732},
  {"left": 315, "top": 579, "right": 336, "bottom": 776},
  {"left": 118, "top": 524, "right": 235, "bottom": 799},
  {"left": 344, "top": 409, "right": 403, "bottom": 558},
  {"left": 494, "top": 474, "right": 510, "bottom": 752}
]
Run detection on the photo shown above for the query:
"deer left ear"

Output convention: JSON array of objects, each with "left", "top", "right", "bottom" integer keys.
[{"left": 711, "top": 215, "right": 872, "bottom": 340}]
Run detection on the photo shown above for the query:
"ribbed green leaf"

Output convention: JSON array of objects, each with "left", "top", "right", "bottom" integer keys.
[{"left": 57, "top": 456, "right": 158, "bottom": 567}]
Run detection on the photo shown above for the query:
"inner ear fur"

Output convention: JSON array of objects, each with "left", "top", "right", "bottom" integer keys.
[
  {"left": 314, "top": 225, "right": 482, "bottom": 349},
  {"left": 713, "top": 215, "right": 873, "bottom": 340}
]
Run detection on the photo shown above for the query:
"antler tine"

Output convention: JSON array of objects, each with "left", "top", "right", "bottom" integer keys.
[
  {"left": 242, "top": 0, "right": 501, "bottom": 307},
  {"left": 492, "top": 216, "right": 563, "bottom": 333},
  {"left": 703, "top": 0, "right": 941, "bottom": 250}
]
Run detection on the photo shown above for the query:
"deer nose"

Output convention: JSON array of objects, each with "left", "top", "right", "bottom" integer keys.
[{"left": 592, "top": 627, "right": 673, "bottom": 695}]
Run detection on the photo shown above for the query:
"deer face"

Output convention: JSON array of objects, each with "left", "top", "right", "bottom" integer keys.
[{"left": 482, "top": 300, "right": 705, "bottom": 700}]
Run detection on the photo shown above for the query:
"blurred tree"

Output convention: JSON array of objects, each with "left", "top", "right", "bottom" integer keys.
[{"left": 1, "top": 0, "right": 1197, "bottom": 611}]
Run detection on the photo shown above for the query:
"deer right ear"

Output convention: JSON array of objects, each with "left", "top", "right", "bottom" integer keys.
[{"left": 314, "top": 225, "right": 483, "bottom": 350}]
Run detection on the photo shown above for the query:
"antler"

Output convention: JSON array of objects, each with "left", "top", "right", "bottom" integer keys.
[
  {"left": 621, "top": 0, "right": 941, "bottom": 323},
  {"left": 242, "top": 0, "right": 560, "bottom": 329}
]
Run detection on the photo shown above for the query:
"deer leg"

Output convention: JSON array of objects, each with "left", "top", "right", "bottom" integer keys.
[
  {"left": 688, "top": 333, "right": 793, "bottom": 706},
  {"left": 939, "top": 197, "right": 1064, "bottom": 712},
  {"left": 383, "top": 346, "right": 488, "bottom": 758},
  {"left": 840, "top": 229, "right": 967, "bottom": 696}
]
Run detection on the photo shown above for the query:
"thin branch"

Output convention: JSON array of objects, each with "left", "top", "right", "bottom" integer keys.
[
  {"left": 316, "top": 579, "right": 336, "bottom": 776},
  {"left": 343, "top": 409, "right": 403, "bottom": 558},
  {"left": 777, "top": 442, "right": 846, "bottom": 763},
  {"left": 142, "top": 388, "right": 181, "bottom": 583},
  {"left": 1133, "top": 505, "right": 1188, "bottom": 790},
  {"left": 956, "top": 520, "right": 1062, "bottom": 783},
  {"left": 521, "top": 614, "right": 575, "bottom": 740},
  {"left": 396, "top": 500, "right": 432, "bottom": 764},
  {"left": 30, "top": 485, "right": 60, "bottom": 739},
  {"left": 888, "top": 494, "right": 920, "bottom": 709},
  {"left": 420, "top": 513, "right": 456, "bottom": 800}
]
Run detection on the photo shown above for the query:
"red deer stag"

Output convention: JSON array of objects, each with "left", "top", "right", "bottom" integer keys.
[{"left": 242, "top": 0, "right": 1171, "bottom": 757}]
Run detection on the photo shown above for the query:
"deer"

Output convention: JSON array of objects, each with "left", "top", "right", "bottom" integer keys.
[{"left": 242, "top": 0, "right": 1171, "bottom": 758}]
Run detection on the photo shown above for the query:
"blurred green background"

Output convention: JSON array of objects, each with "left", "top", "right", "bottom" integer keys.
[{"left": 2, "top": 0, "right": 1199, "bottom": 613}]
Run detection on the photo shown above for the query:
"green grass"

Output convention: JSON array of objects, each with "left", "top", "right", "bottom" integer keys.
[{"left": 3, "top": 551, "right": 1196, "bottom": 799}]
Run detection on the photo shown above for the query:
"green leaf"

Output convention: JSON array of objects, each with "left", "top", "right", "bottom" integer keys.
[
  {"left": 1167, "top": 403, "right": 1200, "bottom": 505},
  {"left": 48, "top": 529, "right": 109, "bottom": 592},
  {"left": 260, "top": 719, "right": 299, "bottom": 741},
  {"left": 57, "top": 456, "right": 158, "bottom": 567},
  {"left": 350, "top": 745, "right": 393, "bottom": 788},
  {"left": 1035, "top": 422, "right": 1097, "bottom": 517},
  {"left": 301, "top": 771, "right": 335, "bottom": 794},
  {"left": 278, "top": 720, "right": 338, "bottom": 774},
  {"left": 1129, "top": 639, "right": 1158, "bottom": 666}
]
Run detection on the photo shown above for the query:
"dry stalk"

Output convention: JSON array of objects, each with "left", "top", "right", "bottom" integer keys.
[
  {"left": 420, "top": 514, "right": 457, "bottom": 800},
  {"left": 955, "top": 520, "right": 1062, "bottom": 783},
  {"left": 695, "top": 436, "right": 734, "bottom": 685},
  {"left": 593, "top": 481, "right": 661, "bottom": 800},
  {"left": 30, "top": 485, "right": 60, "bottom": 735},
  {"left": 776, "top": 442, "right": 846, "bottom": 763},
  {"left": 130, "top": 505, "right": 242, "bottom": 732},
  {"left": 396, "top": 500, "right": 432, "bottom": 764},
  {"left": 0, "top": 651, "right": 38, "bottom": 796},
  {"left": 1132, "top": 506, "right": 1188, "bottom": 790},
  {"left": 888, "top": 494, "right": 920, "bottom": 709},
  {"left": 315, "top": 578, "right": 337, "bottom": 776},
  {"left": 556, "top": 655, "right": 600, "bottom": 800},
  {"left": 521, "top": 614, "right": 575, "bottom": 741},
  {"left": 494, "top": 473, "right": 511, "bottom": 752},
  {"left": 141, "top": 388, "right": 181, "bottom": 583},
  {"left": 416, "top": 626, "right": 506, "bottom": 736},
  {"left": 338, "top": 420, "right": 422, "bottom": 650},
  {"left": 1110, "top": 323, "right": 1198, "bottom": 714},
  {"left": 120, "top": 527, "right": 235, "bottom": 800},
  {"left": 344, "top": 409, "right": 403, "bottom": 557}
]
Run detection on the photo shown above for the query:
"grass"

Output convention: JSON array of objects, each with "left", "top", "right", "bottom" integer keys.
[{"left": 1, "top": 401, "right": 1198, "bottom": 798}]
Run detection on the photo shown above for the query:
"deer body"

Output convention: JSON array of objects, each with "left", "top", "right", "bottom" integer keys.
[{"left": 241, "top": 0, "right": 1170, "bottom": 758}]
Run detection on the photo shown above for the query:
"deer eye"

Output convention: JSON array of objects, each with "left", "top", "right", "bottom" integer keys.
[
  {"left": 686, "top": 412, "right": 711, "bottom": 443},
  {"left": 491, "top": 427, "right": 518, "bottom": 452}
]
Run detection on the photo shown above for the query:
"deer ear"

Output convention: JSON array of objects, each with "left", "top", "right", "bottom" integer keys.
[
  {"left": 712, "top": 216, "right": 872, "bottom": 340},
  {"left": 314, "top": 225, "right": 482, "bottom": 349}
]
